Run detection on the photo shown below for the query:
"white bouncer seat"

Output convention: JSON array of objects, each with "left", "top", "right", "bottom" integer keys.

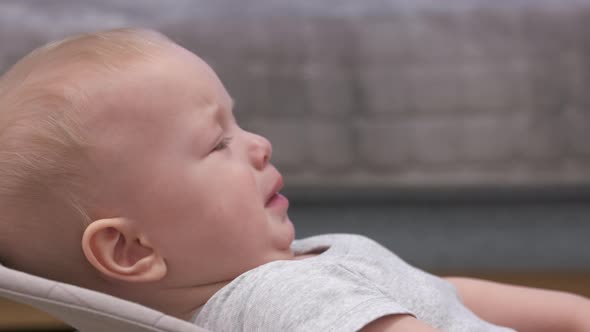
[{"left": 0, "top": 263, "right": 209, "bottom": 332}]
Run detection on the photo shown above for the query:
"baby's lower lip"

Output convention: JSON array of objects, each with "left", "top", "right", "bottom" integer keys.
[{"left": 266, "top": 193, "right": 289, "bottom": 209}]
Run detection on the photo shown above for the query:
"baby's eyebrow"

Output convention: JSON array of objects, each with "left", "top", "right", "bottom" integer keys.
[
  {"left": 222, "top": 97, "right": 236, "bottom": 123},
  {"left": 207, "top": 99, "right": 234, "bottom": 127}
]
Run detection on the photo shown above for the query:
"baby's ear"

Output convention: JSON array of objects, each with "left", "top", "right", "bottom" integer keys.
[{"left": 81, "top": 217, "right": 167, "bottom": 282}]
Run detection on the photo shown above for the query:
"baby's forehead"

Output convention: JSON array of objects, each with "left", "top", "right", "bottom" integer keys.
[
  {"left": 83, "top": 55, "right": 233, "bottom": 140},
  {"left": 90, "top": 52, "right": 223, "bottom": 109}
]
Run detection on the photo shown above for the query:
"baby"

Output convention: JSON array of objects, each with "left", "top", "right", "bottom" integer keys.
[{"left": 0, "top": 28, "right": 589, "bottom": 332}]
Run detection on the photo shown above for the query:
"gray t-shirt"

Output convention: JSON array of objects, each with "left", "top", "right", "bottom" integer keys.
[{"left": 193, "top": 234, "right": 515, "bottom": 331}]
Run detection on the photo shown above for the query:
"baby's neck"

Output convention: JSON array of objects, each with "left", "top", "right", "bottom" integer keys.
[{"left": 166, "top": 280, "right": 232, "bottom": 320}]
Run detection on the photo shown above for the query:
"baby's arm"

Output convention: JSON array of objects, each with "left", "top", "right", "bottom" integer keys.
[
  {"left": 361, "top": 314, "right": 440, "bottom": 332},
  {"left": 445, "top": 277, "right": 590, "bottom": 332}
]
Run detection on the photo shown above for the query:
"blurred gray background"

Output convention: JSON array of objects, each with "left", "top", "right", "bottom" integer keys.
[{"left": 1, "top": 0, "right": 589, "bottom": 272}]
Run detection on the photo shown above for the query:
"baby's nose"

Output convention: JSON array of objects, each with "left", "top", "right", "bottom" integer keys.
[{"left": 248, "top": 133, "right": 272, "bottom": 169}]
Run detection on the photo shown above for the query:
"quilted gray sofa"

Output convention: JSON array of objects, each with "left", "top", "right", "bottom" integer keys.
[{"left": 1, "top": 0, "right": 589, "bottom": 187}]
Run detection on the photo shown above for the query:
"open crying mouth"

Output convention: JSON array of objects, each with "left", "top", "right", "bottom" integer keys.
[
  {"left": 265, "top": 192, "right": 289, "bottom": 211},
  {"left": 266, "top": 192, "right": 279, "bottom": 206}
]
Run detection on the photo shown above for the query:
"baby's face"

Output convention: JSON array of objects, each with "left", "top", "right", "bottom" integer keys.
[{"left": 86, "top": 44, "right": 295, "bottom": 286}]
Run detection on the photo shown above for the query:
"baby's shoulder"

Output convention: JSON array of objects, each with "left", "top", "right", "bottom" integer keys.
[{"left": 196, "top": 238, "right": 412, "bottom": 331}]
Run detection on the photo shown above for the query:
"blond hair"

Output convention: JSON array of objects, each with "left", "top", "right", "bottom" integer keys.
[{"left": 0, "top": 28, "right": 173, "bottom": 281}]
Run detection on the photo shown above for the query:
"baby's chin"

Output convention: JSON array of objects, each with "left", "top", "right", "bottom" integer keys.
[{"left": 276, "top": 215, "right": 296, "bottom": 250}]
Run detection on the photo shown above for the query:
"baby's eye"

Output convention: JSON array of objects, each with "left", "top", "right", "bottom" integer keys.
[{"left": 212, "top": 136, "right": 233, "bottom": 152}]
